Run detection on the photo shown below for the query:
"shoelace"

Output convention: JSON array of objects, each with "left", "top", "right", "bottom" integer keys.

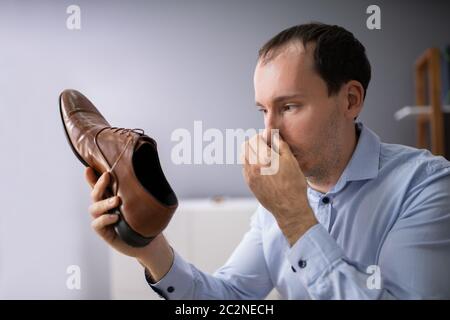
[{"left": 94, "top": 126, "right": 145, "bottom": 173}]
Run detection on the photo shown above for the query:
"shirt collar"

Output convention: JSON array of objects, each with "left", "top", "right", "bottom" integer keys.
[
  {"left": 329, "top": 122, "right": 381, "bottom": 194},
  {"left": 306, "top": 122, "right": 381, "bottom": 197}
]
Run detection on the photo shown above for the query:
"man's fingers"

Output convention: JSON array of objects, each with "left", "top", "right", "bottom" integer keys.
[
  {"left": 91, "top": 172, "right": 110, "bottom": 202},
  {"left": 242, "top": 135, "right": 273, "bottom": 166},
  {"left": 256, "top": 134, "right": 275, "bottom": 165},
  {"left": 248, "top": 134, "right": 271, "bottom": 166},
  {"left": 85, "top": 167, "right": 99, "bottom": 189},
  {"left": 272, "top": 134, "right": 290, "bottom": 155},
  {"left": 262, "top": 128, "right": 272, "bottom": 147},
  {"left": 91, "top": 214, "right": 119, "bottom": 232},
  {"left": 89, "top": 196, "right": 120, "bottom": 218},
  {"left": 245, "top": 139, "right": 259, "bottom": 165}
]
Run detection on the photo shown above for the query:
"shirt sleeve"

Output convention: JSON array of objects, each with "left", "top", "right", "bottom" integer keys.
[
  {"left": 145, "top": 206, "right": 274, "bottom": 299},
  {"left": 287, "top": 169, "right": 450, "bottom": 299}
]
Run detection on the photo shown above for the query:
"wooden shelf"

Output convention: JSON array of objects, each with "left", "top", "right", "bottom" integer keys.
[
  {"left": 395, "top": 105, "right": 450, "bottom": 121},
  {"left": 395, "top": 48, "right": 449, "bottom": 158}
]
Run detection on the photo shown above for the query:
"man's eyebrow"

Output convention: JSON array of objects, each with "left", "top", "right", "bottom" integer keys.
[{"left": 255, "top": 93, "right": 305, "bottom": 107}]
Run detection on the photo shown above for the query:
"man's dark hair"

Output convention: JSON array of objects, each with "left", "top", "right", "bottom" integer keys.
[{"left": 258, "top": 22, "right": 371, "bottom": 100}]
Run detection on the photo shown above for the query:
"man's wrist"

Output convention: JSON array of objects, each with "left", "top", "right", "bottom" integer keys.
[
  {"left": 136, "top": 234, "right": 175, "bottom": 283},
  {"left": 278, "top": 207, "right": 318, "bottom": 246}
]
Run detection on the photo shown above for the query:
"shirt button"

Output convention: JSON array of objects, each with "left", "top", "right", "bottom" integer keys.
[
  {"left": 291, "top": 265, "right": 297, "bottom": 273},
  {"left": 167, "top": 286, "right": 175, "bottom": 293},
  {"left": 298, "top": 260, "right": 307, "bottom": 269},
  {"left": 322, "top": 196, "right": 330, "bottom": 204}
]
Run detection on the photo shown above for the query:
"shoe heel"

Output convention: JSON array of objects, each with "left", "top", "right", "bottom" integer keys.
[{"left": 112, "top": 210, "right": 155, "bottom": 247}]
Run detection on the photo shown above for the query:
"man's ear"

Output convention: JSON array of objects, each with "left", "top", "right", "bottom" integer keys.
[{"left": 344, "top": 80, "right": 364, "bottom": 121}]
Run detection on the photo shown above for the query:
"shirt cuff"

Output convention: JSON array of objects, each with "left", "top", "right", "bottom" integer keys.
[
  {"left": 144, "top": 250, "right": 195, "bottom": 300},
  {"left": 287, "top": 223, "right": 345, "bottom": 286}
]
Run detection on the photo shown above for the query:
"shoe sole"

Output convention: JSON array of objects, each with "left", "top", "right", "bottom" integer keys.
[{"left": 58, "top": 93, "right": 153, "bottom": 247}]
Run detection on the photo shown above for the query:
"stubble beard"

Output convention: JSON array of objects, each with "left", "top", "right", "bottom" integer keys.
[{"left": 303, "top": 110, "right": 343, "bottom": 187}]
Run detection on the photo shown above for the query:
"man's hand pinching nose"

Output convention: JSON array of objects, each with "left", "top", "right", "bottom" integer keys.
[{"left": 241, "top": 132, "right": 317, "bottom": 246}]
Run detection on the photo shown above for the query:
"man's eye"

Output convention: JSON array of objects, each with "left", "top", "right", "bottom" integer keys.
[
  {"left": 257, "top": 108, "right": 267, "bottom": 114},
  {"left": 282, "top": 104, "right": 299, "bottom": 112}
]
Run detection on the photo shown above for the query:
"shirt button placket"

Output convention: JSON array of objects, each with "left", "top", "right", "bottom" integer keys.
[{"left": 319, "top": 196, "right": 332, "bottom": 230}]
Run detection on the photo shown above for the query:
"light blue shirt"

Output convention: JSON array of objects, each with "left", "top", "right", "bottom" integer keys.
[{"left": 146, "top": 123, "right": 450, "bottom": 299}]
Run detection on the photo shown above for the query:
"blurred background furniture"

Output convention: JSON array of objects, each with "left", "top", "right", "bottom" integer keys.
[{"left": 394, "top": 46, "right": 450, "bottom": 159}]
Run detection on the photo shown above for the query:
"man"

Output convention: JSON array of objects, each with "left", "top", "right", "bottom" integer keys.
[{"left": 85, "top": 23, "right": 450, "bottom": 299}]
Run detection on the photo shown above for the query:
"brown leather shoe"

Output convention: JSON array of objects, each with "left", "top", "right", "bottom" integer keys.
[{"left": 59, "top": 89, "right": 178, "bottom": 247}]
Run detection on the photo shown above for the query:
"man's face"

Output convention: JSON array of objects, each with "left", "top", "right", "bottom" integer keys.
[{"left": 253, "top": 42, "right": 346, "bottom": 180}]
